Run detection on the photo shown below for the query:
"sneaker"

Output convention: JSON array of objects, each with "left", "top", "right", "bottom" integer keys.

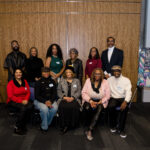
[
  {"left": 110, "top": 128, "right": 117, "bottom": 133},
  {"left": 120, "top": 131, "right": 127, "bottom": 138},
  {"left": 85, "top": 131, "right": 93, "bottom": 141}
]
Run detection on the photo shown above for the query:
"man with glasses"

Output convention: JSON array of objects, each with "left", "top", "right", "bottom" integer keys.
[{"left": 101, "top": 37, "right": 124, "bottom": 79}]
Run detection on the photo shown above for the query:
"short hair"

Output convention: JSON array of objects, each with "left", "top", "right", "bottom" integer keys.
[
  {"left": 41, "top": 67, "right": 50, "bottom": 73},
  {"left": 69, "top": 48, "right": 78, "bottom": 55},
  {"left": 88, "top": 47, "right": 100, "bottom": 59},
  {"left": 90, "top": 68, "right": 104, "bottom": 84},
  {"left": 107, "top": 37, "right": 115, "bottom": 43},
  {"left": 11, "top": 40, "right": 19, "bottom": 46},
  {"left": 63, "top": 69, "right": 75, "bottom": 79}
]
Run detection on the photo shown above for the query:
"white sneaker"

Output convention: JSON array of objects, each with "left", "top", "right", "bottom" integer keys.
[
  {"left": 110, "top": 128, "right": 117, "bottom": 133},
  {"left": 120, "top": 131, "right": 127, "bottom": 138},
  {"left": 85, "top": 131, "right": 93, "bottom": 141}
]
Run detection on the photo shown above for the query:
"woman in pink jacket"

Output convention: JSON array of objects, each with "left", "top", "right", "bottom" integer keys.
[{"left": 82, "top": 68, "right": 110, "bottom": 141}]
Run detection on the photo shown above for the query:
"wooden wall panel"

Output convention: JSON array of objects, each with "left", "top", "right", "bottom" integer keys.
[{"left": 0, "top": 0, "right": 141, "bottom": 102}]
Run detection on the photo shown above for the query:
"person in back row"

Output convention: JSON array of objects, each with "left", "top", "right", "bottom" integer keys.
[
  {"left": 101, "top": 37, "right": 123, "bottom": 79},
  {"left": 85, "top": 47, "right": 102, "bottom": 79},
  {"left": 66, "top": 48, "right": 83, "bottom": 86}
]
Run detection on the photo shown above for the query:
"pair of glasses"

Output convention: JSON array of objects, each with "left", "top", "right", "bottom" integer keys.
[{"left": 94, "top": 73, "right": 101, "bottom": 76}]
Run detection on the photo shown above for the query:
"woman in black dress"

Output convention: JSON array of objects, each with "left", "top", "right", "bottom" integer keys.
[{"left": 57, "top": 66, "right": 81, "bottom": 134}]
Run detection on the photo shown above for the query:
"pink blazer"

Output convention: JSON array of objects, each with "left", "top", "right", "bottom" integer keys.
[{"left": 82, "top": 78, "right": 110, "bottom": 108}]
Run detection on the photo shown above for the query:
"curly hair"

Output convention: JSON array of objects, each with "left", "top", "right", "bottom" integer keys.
[
  {"left": 46, "top": 43, "right": 63, "bottom": 59},
  {"left": 90, "top": 68, "right": 104, "bottom": 84}
]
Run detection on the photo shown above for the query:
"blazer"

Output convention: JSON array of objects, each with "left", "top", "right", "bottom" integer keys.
[
  {"left": 57, "top": 77, "right": 81, "bottom": 105},
  {"left": 101, "top": 47, "right": 123, "bottom": 74},
  {"left": 82, "top": 78, "right": 110, "bottom": 108}
]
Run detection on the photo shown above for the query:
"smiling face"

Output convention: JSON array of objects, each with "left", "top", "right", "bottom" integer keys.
[
  {"left": 91, "top": 48, "right": 97, "bottom": 58},
  {"left": 30, "top": 48, "right": 37, "bottom": 57},
  {"left": 42, "top": 71, "right": 50, "bottom": 78},
  {"left": 70, "top": 51, "right": 77, "bottom": 60},
  {"left": 107, "top": 37, "right": 115, "bottom": 48},
  {"left": 94, "top": 69, "right": 101, "bottom": 81},
  {"left": 11, "top": 41, "right": 19, "bottom": 51},
  {"left": 14, "top": 69, "right": 22, "bottom": 80},
  {"left": 52, "top": 45, "right": 58, "bottom": 56},
  {"left": 65, "top": 69, "right": 73, "bottom": 79},
  {"left": 113, "top": 70, "right": 121, "bottom": 78}
]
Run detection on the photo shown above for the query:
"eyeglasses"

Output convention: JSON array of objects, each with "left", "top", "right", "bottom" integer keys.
[{"left": 94, "top": 73, "right": 101, "bottom": 76}]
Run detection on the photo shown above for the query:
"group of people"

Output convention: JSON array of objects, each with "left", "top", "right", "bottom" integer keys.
[{"left": 4, "top": 37, "right": 132, "bottom": 141}]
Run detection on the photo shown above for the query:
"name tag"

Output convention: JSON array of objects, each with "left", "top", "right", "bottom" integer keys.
[
  {"left": 117, "top": 86, "right": 123, "bottom": 91},
  {"left": 73, "top": 84, "right": 77, "bottom": 88},
  {"left": 89, "top": 62, "right": 92, "bottom": 64},
  {"left": 49, "top": 83, "right": 54, "bottom": 87},
  {"left": 56, "top": 61, "right": 60, "bottom": 64},
  {"left": 25, "top": 87, "right": 27, "bottom": 90}
]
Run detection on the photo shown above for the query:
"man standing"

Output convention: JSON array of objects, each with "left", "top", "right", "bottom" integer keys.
[
  {"left": 108, "top": 65, "right": 132, "bottom": 138},
  {"left": 4, "top": 40, "right": 26, "bottom": 81},
  {"left": 101, "top": 37, "right": 123, "bottom": 79}
]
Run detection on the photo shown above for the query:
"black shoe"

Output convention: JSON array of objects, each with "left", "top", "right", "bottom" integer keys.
[
  {"left": 40, "top": 127, "right": 48, "bottom": 135},
  {"left": 14, "top": 127, "right": 26, "bottom": 135},
  {"left": 60, "top": 126, "right": 68, "bottom": 135}
]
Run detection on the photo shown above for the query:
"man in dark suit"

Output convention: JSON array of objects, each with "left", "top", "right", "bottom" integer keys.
[{"left": 101, "top": 37, "right": 123, "bottom": 79}]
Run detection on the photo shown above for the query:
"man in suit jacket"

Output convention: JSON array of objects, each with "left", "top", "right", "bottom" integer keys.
[{"left": 101, "top": 37, "right": 124, "bottom": 79}]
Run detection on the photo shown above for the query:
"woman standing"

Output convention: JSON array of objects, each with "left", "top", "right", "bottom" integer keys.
[
  {"left": 7, "top": 68, "right": 33, "bottom": 135},
  {"left": 85, "top": 47, "right": 102, "bottom": 79},
  {"left": 45, "top": 44, "right": 65, "bottom": 82},
  {"left": 57, "top": 66, "right": 81, "bottom": 134},
  {"left": 82, "top": 68, "right": 110, "bottom": 140},
  {"left": 25, "top": 47, "right": 44, "bottom": 100},
  {"left": 66, "top": 48, "right": 83, "bottom": 86}
]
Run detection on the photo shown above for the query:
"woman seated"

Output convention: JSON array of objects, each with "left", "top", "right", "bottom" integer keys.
[
  {"left": 7, "top": 68, "right": 33, "bottom": 135},
  {"left": 82, "top": 68, "right": 110, "bottom": 141},
  {"left": 57, "top": 66, "right": 81, "bottom": 134}
]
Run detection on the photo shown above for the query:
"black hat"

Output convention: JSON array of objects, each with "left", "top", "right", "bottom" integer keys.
[
  {"left": 65, "top": 65, "right": 75, "bottom": 73},
  {"left": 41, "top": 67, "right": 50, "bottom": 72}
]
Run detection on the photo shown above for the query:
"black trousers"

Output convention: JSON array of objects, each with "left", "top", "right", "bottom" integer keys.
[
  {"left": 83, "top": 102, "right": 103, "bottom": 131},
  {"left": 58, "top": 100, "right": 80, "bottom": 128},
  {"left": 108, "top": 98, "right": 129, "bottom": 132},
  {"left": 8, "top": 101, "right": 33, "bottom": 129}
]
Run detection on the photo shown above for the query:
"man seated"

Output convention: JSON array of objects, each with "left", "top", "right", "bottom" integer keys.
[
  {"left": 108, "top": 65, "right": 132, "bottom": 138},
  {"left": 34, "top": 67, "right": 58, "bottom": 134}
]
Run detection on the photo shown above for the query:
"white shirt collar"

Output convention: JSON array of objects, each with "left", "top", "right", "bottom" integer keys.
[{"left": 108, "top": 46, "right": 115, "bottom": 51}]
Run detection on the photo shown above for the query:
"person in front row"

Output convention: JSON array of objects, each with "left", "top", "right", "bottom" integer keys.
[
  {"left": 107, "top": 65, "right": 132, "bottom": 138},
  {"left": 7, "top": 68, "right": 33, "bottom": 135},
  {"left": 57, "top": 66, "right": 81, "bottom": 134},
  {"left": 34, "top": 67, "right": 58, "bottom": 134},
  {"left": 82, "top": 68, "right": 110, "bottom": 141}
]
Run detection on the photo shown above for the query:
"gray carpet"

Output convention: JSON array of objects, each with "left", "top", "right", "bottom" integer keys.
[{"left": 0, "top": 103, "right": 150, "bottom": 150}]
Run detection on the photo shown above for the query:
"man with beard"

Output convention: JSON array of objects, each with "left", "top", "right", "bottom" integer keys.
[
  {"left": 101, "top": 37, "right": 124, "bottom": 79},
  {"left": 4, "top": 40, "right": 27, "bottom": 81}
]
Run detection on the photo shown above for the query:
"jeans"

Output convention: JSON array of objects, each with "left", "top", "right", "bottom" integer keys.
[{"left": 34, "top": 100, "right": 58, "bottom": 130}]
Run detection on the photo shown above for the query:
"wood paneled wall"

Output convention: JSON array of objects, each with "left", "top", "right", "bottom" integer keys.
[{"left": 0, "top": 0, "right": 141, "bottom": 102}]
